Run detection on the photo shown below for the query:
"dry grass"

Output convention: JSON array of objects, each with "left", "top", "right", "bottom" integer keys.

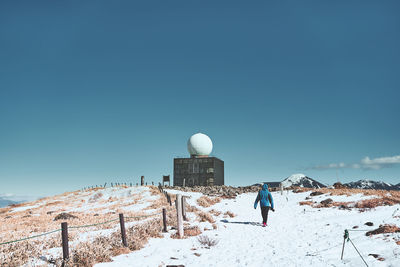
[
  {"left": 171, "top": 225, "right": 201, "bottom": 239},
  {"left": 197, "top": 196, "right": 221, "bottom": 208},
  {"left": 315, "top": 188, "right": 400, "bottom": 199},
  {"left": 366, "top": 224, "right": 400, "bottom": 236},
  {"left": 184, "top": 226, "right": 202, "bottom": 237},
  {"left": 186, "top": 205, "right": 200, "bottom": 213},
  {"left": 299, "top": 201, "right": 314, "bottom": 206},
  {"left": 197, "top": 235, "right": 219, "bottom": 247},
  {"left": 148, "top": 185, "right": 162, "bottom": 196},
  {"left": 209, "top": 209, "right": 222, "bottom": 216},
  {"left": 65, "top": 218, "right": 163, "bottom": 266},
  {"left": 0, "top": 185, "right": 169, "bottom": 266},
  {"left": 224, "top": 211, "right": 235, "bottom": 218},
  {"left": 292, "top": 187, "right": 312, "bottom": 193},
  {"left": 196, "top": 211, "right": 215, "bottom": 223},
  {"left": 297, "top": 187, "right": 400, "bottom": 210}
]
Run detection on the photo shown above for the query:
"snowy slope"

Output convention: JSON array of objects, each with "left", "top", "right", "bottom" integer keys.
[
  {"left": 96, "top": 190, "right": 400, "bottom": 267},
  {"left": 281, "top": 173, "right": 326, "bottom": 188}
]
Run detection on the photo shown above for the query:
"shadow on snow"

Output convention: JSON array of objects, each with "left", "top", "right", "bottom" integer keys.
[{"left": 220, "top": 219, "right": 262, "bottom": 226}]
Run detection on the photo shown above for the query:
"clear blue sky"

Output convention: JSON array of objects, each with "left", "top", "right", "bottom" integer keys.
[{"left": 1, "top": 1, "right": 399, "bottom": 197}]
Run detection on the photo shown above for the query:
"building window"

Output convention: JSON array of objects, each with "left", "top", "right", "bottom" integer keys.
[{"left": 207, "top": 168, "right": 214, "bottom": 173}]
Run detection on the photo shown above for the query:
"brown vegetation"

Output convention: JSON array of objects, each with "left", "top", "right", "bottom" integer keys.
[
  {"left": 366, "top": 224, "right": 400, "bottom": 236},
  {"left": 297, "top": 187, "right": 400, "bottom": 210},
  {"left": 224, "top": 211, "right": 235, "bottom": 218},
  {"left": 0, "top": 185, "right": 170, "bottom": 266},
  {"left": 209, "top": 209, "right": 222, "bottom": 216},
  {"left": 196, "top": 211, "right": 215, "bottom": 223},
  {"left": 184, "top": 226, "right": 202, "bottom": 237},
  {"left": 186, "top": 204, "right": 200, "bottom": 213},
  {"left": 197, "top": 196, "right": 221, "bottom": 207},
  {"left": 299, "top": 201, "right": 314, "bottom": 206},
  {"left": 197, "top": 235, "right": 219, "bottom": 247}
]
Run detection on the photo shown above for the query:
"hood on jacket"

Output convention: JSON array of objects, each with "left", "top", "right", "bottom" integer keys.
[{"left": 262, "top": 184, "right": 269, "bottom": 191}]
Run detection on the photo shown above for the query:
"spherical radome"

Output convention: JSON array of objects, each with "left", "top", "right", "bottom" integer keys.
[{"left": 187, "top": 133, "right": 213, "bottom": 156}]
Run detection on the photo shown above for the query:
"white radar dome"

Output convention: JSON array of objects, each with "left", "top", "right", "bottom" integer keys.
[{"left": 187, "top": 133, "right": 213, "bottom": 156}]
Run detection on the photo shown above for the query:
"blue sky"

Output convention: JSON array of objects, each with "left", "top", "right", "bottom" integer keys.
[{"left": 1, "top": 1, "right": 399, "bottom": 197}]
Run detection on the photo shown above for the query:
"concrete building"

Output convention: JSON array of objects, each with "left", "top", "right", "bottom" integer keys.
[{"left": 173, "top": 133, "right": 224, "bottom": 186}]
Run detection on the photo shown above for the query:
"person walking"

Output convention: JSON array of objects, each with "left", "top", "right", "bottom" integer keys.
[{"left": 254, "top": 184, "right": 275, "bottom": 227}]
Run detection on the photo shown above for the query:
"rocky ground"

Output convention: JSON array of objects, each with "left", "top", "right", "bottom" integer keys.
[{"left": 162, "top": 185, "right": 280, "bottom": 198}]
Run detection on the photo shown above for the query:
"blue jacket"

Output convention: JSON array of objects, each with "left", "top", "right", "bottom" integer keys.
[{"left": 254, "top": 184, "right": 274, "bottom": 209}]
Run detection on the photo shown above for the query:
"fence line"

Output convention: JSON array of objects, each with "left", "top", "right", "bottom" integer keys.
[
  {"left": 1, "top": 184, "right": 185, "bottom": 265},
  {"left": 81, "top": 179, "right": 158, "bottom": 191},
  {"left": 0, "top": 229, "right": 61, "bottom": 246},
  {"left": 0, "top": 212, "right": 163, "bottom": 245}
]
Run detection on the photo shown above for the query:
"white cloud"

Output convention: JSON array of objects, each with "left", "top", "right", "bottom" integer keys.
[{"left": 310, "top": 155, "right": 400, "bottom": 171}]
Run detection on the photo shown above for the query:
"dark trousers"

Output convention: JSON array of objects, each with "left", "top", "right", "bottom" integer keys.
[{"left": 261, "top": 206, "right": 270, "bottom": 224}]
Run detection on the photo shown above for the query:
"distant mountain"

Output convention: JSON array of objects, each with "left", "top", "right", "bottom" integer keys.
[
  {"left": 344, "top": 180, "right": 399, "bottom": 190},
  {"left": 281, "top": 173, "right": 326, "bottom": 189},
  {"left": 0, "top": 194, "right": 40, "bottom": 208},
  {"left": 0, "top": 197, "right": 18, "bottom": 208}
]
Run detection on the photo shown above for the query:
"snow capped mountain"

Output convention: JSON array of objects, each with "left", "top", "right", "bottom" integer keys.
[
  {"left": 281, "top": 173, "right": 326, "bottom": 188},
  {"left": 344, "top": 180, "right": 399, "bottom": 190}
]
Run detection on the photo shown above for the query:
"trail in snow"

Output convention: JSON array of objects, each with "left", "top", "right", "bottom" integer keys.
[{"left": 96, "top": 191, "right": 400, "bottom": 267}]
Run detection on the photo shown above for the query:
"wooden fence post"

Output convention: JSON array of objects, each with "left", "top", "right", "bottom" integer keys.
[
  {"left": 162, "top": 208, "right": 167, "bottom": 232},
  {"left": 61, "top": 222, "right": 69, "bottom": 261},
  {"left": 167, "top": 194, "right": 172, "bottom": 206},
  {"left": 176, "top": 194, "right": 184, "bottom": 238},
  {"left": 182, "top": 196, "right": 187, "bottom": 221},
  {"left": 119, "top": 213, "right": 128, "bottom": 247}
]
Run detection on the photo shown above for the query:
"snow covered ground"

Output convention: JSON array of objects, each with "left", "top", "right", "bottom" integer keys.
[{"left": 96, "top": 190, "right": 400, "bottom": 267}]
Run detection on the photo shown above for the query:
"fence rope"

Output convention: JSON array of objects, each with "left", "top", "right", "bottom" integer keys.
[
  {"left": 0, "top": 229, "right": 61, "bottom": 246},
  {"left": 68, "top": 218, "right": 120, "bottom": 229},
  {"left": 1, "top": 211, "right": 163, "bottom": 245},
  {"left": 125, "top": 212, "right": 162, "bottom": 220}
]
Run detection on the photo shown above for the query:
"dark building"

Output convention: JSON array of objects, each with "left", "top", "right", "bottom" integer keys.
[{"left": 173, "top": 157, "right": 224, "bottom": 186}]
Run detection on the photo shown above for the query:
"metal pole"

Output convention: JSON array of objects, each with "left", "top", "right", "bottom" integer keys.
[
  {"left": 341, "top": 235, "right": 346, "bottom": 260},
  {"left": 341, "top": 230, "right": 348, "bottom": 260}
]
